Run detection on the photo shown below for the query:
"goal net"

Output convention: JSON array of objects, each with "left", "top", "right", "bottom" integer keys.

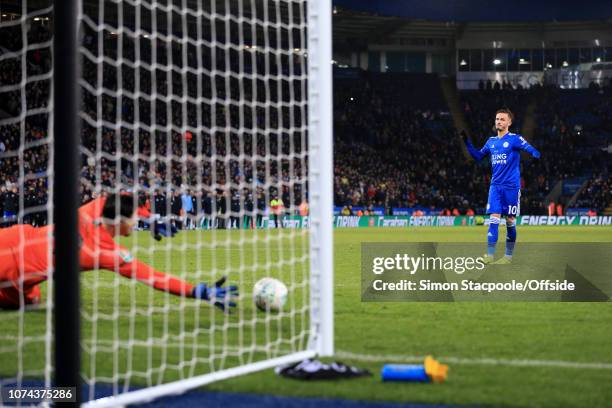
[
  {"left": 0, "top": 0, "right": 333, "bottom": 406},
  {"left": 0, "top": 0, "right": 56, "bottom": 401}
]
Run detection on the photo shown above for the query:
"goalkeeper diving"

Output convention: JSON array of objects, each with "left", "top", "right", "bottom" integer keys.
[
  {"left": 0, "top": 193, "right": 238, "bottom": 311},
  {"left": 462, "top": 108, "right": 540, "bottom": 264}
]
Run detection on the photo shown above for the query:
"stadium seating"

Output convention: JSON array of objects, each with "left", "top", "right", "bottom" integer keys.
[
  {"left": 0, "top": 24, "right": 610, "bottom": 225},
  {"left": 334, "top": 70, "right": 484, "bottom": 214}
]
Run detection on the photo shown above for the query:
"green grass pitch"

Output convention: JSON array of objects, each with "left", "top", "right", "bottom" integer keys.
[{"left": 1, "top": 226, "right": 611, "bottom": 407}]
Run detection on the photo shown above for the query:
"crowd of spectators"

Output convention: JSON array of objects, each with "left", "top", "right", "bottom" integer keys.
[
  {"left": 1, "top": 17, "right": 610, "bottom": 228},
  {"left": 574, "top": 174, "right": 611, "bottom": 211},
  {"left": 463, "top": 82, "right": 529, "bottom": 137},
  {"left": 333, "top": 72, "right": 485, "bottom": 213},
  {"left": 1, "top": 17, "right": 307, "bottom": 227},
  {"left": 528, "top": 85, "right": 611, "bottom": 213},
  {"left": 0, "top": 20, "right": 53, "bottom": 226}
]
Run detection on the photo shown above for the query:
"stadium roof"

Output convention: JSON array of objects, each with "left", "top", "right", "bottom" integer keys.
[
  {"left": 333, "top": 0, "right": 612, "bottom": 23},
  {"left": 332, "top": 4, "right": 612, "bottom": 51}
]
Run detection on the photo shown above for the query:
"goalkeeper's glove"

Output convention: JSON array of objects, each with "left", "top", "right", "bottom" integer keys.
[
  {"left": 460, "top": 130, "right": 470, "bottom": 144},
  {"left": 192, "top": 276, "right": 239, "bottom": 313}
]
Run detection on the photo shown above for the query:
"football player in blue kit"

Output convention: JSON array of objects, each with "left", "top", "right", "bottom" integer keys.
[{"left": 462, "top": 108, "right": 541, "bottom": 264}]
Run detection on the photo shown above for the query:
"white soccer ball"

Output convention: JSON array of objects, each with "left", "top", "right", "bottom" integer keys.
[{"left": 253, "top": 277, "right": 288, "bottom": 312}]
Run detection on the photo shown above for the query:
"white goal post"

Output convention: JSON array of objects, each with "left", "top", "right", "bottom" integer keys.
[{"left": 306, "top": 0, "right": 334, "bottom": 359}]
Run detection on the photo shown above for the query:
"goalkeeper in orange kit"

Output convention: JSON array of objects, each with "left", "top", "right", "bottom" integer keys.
[{"left": 0, "top": 193, "right": 238, "bottom": 311}]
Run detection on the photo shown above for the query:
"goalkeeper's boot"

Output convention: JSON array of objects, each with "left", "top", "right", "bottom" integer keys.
[
  {"left": 492, "top": 256, "right": 512, "bottom": 265},
  {"left": 482, "top": 254, "right": 494, "bottom": 265}
]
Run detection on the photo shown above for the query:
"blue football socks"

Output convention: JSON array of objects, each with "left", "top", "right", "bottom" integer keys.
[
  {"left": 506, "top": 218, "right": 517, "bottom": 258},
  {"left": 487, "top": 216, "right": 500, "bottom": 256}
]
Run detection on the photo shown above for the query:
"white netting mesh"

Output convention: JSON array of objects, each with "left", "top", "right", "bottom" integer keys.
[
  {"left": 0, "top": 1, "right": 55, "bottom": 402},
  {"left": 77, "top": 0, "right": 311, "bottom": 403},
  {"left": 1, "top": 0, "right": 315, "bottom": 405}
]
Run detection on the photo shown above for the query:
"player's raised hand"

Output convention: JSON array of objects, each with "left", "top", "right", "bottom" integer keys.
[
  {"left": 460, "top": 130, "right": 470, "bottom": 144},
  {"left": 192, "top": 276, "right": 239, "bottom": 312}
]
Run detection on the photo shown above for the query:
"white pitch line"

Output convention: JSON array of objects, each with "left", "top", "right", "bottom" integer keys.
[
  {"left": 335, "top": 350, "right": 612, "bottom": 371},
  {"left": 80, "top": 340, "right": 612, "bottom": 370}
]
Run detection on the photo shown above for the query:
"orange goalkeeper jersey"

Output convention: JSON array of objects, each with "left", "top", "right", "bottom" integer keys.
[{"left": 0, "top": 197, "right": 193, "bottom": 297}]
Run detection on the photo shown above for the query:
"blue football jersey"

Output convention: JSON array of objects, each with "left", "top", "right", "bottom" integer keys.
[{"left": 465, "top": 132, "right": 540, "bottom": 189}]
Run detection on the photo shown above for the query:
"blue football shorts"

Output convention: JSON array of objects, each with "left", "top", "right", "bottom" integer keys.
[{"left": 486, "top": 185, "right": 521, "bottom": 216}]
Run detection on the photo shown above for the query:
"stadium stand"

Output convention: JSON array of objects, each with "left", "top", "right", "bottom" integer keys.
[
  {"left": 333, "top": 71, "right": 484, "bottom": 214},
  {"left": 1, "top": 23, "right": 610, "bottom": 226}
]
